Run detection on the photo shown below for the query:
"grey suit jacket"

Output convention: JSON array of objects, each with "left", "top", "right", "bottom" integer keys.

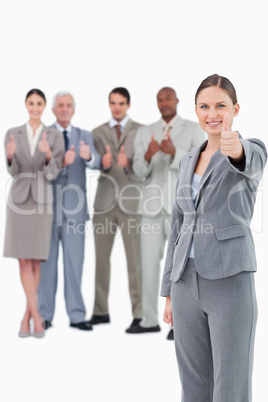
[
  {"left": 93, "top": 118, "right": 142, "bottom": 214},
  {"left": 50, "top": 125, "right": 101, "bottom": 225},
  {"left": 4, "top": 124, "right": 64, "bottom": 205},
  {"left": 133, "top": 116, "right": 205, "bottom": 216},
  {"left": 161, "top": 137, "right": 267, "bottom": 296}
]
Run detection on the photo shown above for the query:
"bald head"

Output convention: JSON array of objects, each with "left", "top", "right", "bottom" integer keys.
[{"left": 157, "top": 87, "right": 179, "bottom": 122}]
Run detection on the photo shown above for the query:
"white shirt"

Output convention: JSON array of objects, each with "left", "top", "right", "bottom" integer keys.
[
  {"left": 109, "top": 115, "right": 129, "bottom": 133},
  {"left": 26, "top": 122, "right": 43, "bottom": 157}
]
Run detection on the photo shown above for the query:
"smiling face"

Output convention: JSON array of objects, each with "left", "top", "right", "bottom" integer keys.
[
  {"left": 25, "top": 94, "right": 46, "bottom": 122},
  {"left": 52, "top": 95, "right": 75, "bottom": 128},
  {"left": 195, "top": 86, "right": 239, "bottom": 137},
  {"left": 109, "top": 93, "right": 130, "bottom": 122},
  {"left": 157, "top": 88, "right": 179, "bottom": 122}
]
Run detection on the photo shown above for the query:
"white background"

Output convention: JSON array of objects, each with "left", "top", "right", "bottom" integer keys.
[{"left": 0, "top": 1, "right": 267, "bottom": 401}]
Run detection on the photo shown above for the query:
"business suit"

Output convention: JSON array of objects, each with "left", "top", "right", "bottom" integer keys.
[
  {"left": 3, "top": 124, "right": 64, "bottom": 259},
  {"left": 38, "top": 125, "right": 101, "bottom": 324},
  {"left": 133, "top": 116, "right": 205, "bottom": 327},
  {"left": 92, "top": 118, "right": 142, "bottom": 319},
  {"left": 161, "top": 137, "right": 267, "bottom": 401}
]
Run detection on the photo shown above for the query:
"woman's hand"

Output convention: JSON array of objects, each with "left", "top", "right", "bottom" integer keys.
[
  {"left": 163, "top": 296, "right": 173, "bottom": 327},
  {"left": 6, "top": 134, "right": 17, "bottom": 163},
  {"left": 38, "top": 132, "right": 52, "bottom": 162},
  {"left": 220, "top": 113, "right": 244, "bottom": 162}
]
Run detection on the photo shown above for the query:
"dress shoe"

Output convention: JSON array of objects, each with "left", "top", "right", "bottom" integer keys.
[
  {"left": 88, "top": 314, "right": 110, "bottom": 325},
  {"left": 126, "top": 324, "right": 161, "bottom": 334},
  {"left": 167, "top": 328, "right": 174, "bottom": 340},
  {"left": 125, "top": 318, "right": 142, "bottom": 332},
  {"left": 70, "top": 321, "right": 93, "bottom": 331},
  {"left": 33, "top": 321, "right": 46, "bottom": 338},
  {"left": 18, "top": 331, "right": 31, "bottom": 338},
  {"left": 44, "top": 320, "right": 52, "bottom": 330}
]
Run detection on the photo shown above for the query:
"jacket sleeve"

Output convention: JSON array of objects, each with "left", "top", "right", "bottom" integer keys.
[
  {"left": 170, "top": 124, "right": 206, "bottom": 170},
  {"left": 82, "top": 130, "right": 102, "bottom": 170},
  {"left": 160, "top": 166, "right": 184, "bottom": 296},
  {"left": 226, "top": 138, "right": 267, "bottom": 183},
  {"left": 4, "top": 129, "right": 20, "bottom": 177},
  {"left": 133, "top": 125, "right": 153, "bottom": 178}
]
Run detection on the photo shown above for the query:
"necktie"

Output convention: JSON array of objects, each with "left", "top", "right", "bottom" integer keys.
[
  {"left": 164, "top": 125, "right": 171, "bottom": 139},
  {"left": 63, "top": 130, "right": 69, "bottom": 151},
  {"left": 116, "top": 124, "right": 121, "bottom": 142}
]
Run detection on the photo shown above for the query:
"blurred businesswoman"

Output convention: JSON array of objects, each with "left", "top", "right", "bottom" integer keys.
[
  {"left": 161, "top": 74, "right": 267, "bottom": 401},
  {"left": 4, "top": 89, "right": 64, "bottom": 338}
]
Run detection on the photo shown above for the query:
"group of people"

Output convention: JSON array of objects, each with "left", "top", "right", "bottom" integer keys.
[
  {"left": 4, "top": 85, "right": 204, "bottom": 340},
  {"left": 4, "top": 74, "right": 267, "bottom": 401}
]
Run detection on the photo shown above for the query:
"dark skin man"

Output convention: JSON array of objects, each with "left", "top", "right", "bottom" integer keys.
[{"left": 145, "top": 87, "right": 179, "bottom": 163}]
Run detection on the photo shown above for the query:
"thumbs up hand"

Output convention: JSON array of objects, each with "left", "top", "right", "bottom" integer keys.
[
  {"left": 145, "top": 134, "right": 159, "bottom": 163},
  {"left": 6, "top": 134, "right": 17, "bottom": 162},
  {"left": 63, "top": 144, "right": 76, "bottom": 166},
  {"left": 160, "top": 131, "right": 175, "bottom": 156},
  {"left": 38, "top": 132, "right": 52, "bottom": 161},
  {"left": 117, "top": 145, "right": 129, "bottom": 168},
  {"left": 220, "top": 113, "right": 244, "bottom": 161},
  {"left": 102, "top": 145, "right": 112, "bottom": 169},
  {"left": 79, "top": 140, "right": 91, "bottom": 161}
]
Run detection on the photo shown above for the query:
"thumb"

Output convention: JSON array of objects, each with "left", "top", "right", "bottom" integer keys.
[
  {"left": 80, "top": 140, "right": 85, "bottom": 146},
  {"left": 166, "top": 131, "right": 171, "bottom": 140},
  {"left": 151, "top": 134, "right": 155, "bottom": 142},
  {"left": 222, "top": 113, "right": 230, "bottom": 133},
  {"left": 120, "top": 145, "right": 125, "bottom": 154},
  {"left": 10, "top": 134, "right": 14, "bottom": 143},
  {"left": 42, "top": 132, "right": 47, "bottom": 141},
  {"left": 70, "top": 144, "right": 75, "bottom": 151},
  {"left": 106, "top": 145, "right": 111, "bottom": 154}
]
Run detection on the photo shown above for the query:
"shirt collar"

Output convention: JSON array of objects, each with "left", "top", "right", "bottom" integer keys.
[
  {"left": 55, "top": 122, "right": 72, "bottom": 133},
  {"left": 109, "top": 115, "right": 129, "bottom": 128},
  {"left": 161, "top": 114, "right": 179, "bottom": 129}
]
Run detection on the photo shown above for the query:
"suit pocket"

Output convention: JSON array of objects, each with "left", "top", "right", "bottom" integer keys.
[{"left": 215, "top": 224, "right": 247, "bottom": 241}]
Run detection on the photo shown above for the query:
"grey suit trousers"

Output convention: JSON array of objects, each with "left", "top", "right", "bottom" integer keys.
[
  {"left": 93, "top": 205, "right": 142, "bottom": 318},
  {"left": 171, "top": 259, "right": 257, "bottom": 402},
  {"left": 38, "top": 220, "right": 86, "bottom": 323}
]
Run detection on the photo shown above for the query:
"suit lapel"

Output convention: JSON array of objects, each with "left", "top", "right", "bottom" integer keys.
[
  {"left": 70, "top": 126, "right": 80, "bottom": 149},
  {"left": 17, "top": 124, "right": 32, "bottom": 164},
  {"left": 32, "top": 125, "right": 48, "bottom": 163},
  {"left": 118, "top": 118, "right": 132, "bottom": 148},
  {"left": 195, "top": 148, "right": 223, "bottom": 208},
  {"left": 181, "top": 151, "right": 200, "bottom": 212}
]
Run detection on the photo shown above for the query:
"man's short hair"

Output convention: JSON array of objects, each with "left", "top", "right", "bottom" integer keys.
[
  {"left": 52, "top": 91, "right": 76, "bottom": 109},
  {"left": 109, "top": 87, "right": 130, "bottom": 104}
]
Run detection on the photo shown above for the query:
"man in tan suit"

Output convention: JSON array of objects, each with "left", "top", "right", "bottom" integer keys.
[{"left": 89, "top": 87, "right": 143, "bottom": 331}]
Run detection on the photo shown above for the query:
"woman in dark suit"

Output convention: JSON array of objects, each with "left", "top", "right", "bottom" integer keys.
[
  {"left": 4, "top": 89, "right": 64, "bottom": 338},
  {"left": 161, "top": 75, "right": 267, "bottom": 401}
]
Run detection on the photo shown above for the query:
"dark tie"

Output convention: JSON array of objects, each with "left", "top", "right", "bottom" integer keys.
[
  {"left": 116, "top": 124, "right": 121, "bottom": 142},
  {"left": 63, "top": 130, "right": 69, "bottom": 151}
]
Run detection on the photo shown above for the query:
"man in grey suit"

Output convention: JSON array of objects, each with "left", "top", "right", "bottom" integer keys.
[
  {"left": 128, "top": 87, "right": 205, "bottom": 337},
  {"left": 89, "top": 87, "right": 143, "bottom": 331},
  {"left": 38, "top": 91, "right": 101, "bottom": 330}
]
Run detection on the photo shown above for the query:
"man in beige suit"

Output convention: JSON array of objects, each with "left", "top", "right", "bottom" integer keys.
[
  {"left": 128, "top": 87, "right": 205, "bottom": 339},
  {"left": 89, "top": 87, "right": 143, "bottom": 331}
]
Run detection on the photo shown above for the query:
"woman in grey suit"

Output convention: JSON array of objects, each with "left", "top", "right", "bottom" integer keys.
[
  {"left": 161, "top": 74, "right": 267, "bottom": 401},
  {"left": 4, "top": 89, "right": 64, "bottom": 338}
]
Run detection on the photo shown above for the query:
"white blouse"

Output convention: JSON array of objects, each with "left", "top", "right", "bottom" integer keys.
[{"left": 26, "top": 122, "right": 43, "bottom": 157}]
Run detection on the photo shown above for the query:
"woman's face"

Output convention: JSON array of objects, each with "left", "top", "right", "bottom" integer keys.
[
  {"left": 195, "top": 86, "right": 239, "bottom": 136},
  {"left": 25, "top": 94, "right": 46, "bottom": 121}
]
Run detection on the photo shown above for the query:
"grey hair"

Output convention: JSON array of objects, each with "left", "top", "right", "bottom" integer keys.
[{"left": 52, "top": 91, "right": 76, "bottom": 109}]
